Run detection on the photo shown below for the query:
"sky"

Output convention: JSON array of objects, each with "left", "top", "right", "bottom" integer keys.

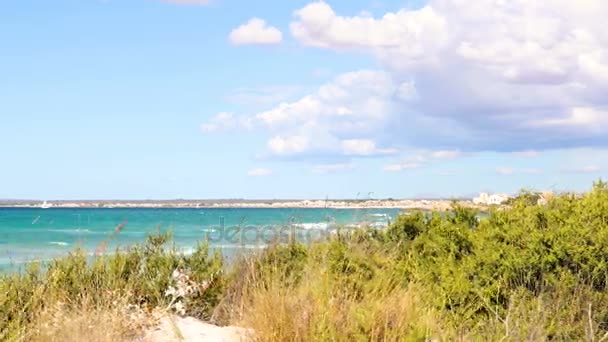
[{"left": 1, "top": 0, "right": 607, "bottom": 200}]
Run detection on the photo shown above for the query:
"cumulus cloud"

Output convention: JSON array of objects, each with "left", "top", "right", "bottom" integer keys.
[
  {"left": 341, "top": 139, "right": 397, "bottom": 156},
  {"left": 206, "top": 1, "right": 608, "bottom": 160},
  {"left": 247, "top": 168, "right": 273, "bottom": 176},
  {"left": 291, "top": 1, "right": 447, "bottom": 55},
  {"left": 203, "top": 70, "right": 401, "bottom": 157},
  {"left": 201, "top": 112, "right": 253, "bottom": 133},
  {"left": 287, "top": 1, "right": 608, "bottom": 151},
  {"left": 229, "top": 18, "right": 283, "bottom": 45},
  {"left": 267, "top": 136, "right": 310, "bottom": 155},
  {"left": 430, "top": 150, "right": 462, "bottom": 160}
]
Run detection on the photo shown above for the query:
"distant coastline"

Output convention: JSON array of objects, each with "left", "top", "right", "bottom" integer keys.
[{"left": 0, "top": 199, "right": 482, "bottom": 211}]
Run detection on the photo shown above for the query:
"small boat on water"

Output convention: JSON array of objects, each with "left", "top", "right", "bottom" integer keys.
[{"left": 41, "top": 200, "right": 52, "bottom": 209}]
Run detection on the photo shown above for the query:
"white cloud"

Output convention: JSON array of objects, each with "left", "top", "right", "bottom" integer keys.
[
  {"left": 229, "top": 18, "right": 283, "bottom": 46},
  {"left": 203, "top": 70, "right": 400, "bottom": 158},
  {"left": 201, "top": 112, "right": 252, "bottom": 133},
  {"left": 291, "top": 1, "right": 447, "bottom": 57},
  {"left": 528, "top": 107, "right": 608, "bottom": 132},
  {"left": 247, "top": 168, "right": 273, "bottom": 176},
  {"left": 341, "top": 139, "right": 397, "bottom": 156},
  {"left": 267, "top": 136, "right": 310, "bottom": 155},
  {"left": 287, "top": 1, "right": 608, "bottom": 151},
  {"left": 430, "top": 150, "right": 462, "bottom": 160},
  {"left": 207, "top": 1, "right": 608, "bottom": 160},
  {"left": 201, "top": 112, "right": 235, "bottom": 133}
]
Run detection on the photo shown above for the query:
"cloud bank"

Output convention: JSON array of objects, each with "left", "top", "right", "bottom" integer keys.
[
  {"left": 208, "top": 0, "right": 608, "bottom": 159},
  {"left": 229, "top": 18, "right": 283, "bottom": 45}
]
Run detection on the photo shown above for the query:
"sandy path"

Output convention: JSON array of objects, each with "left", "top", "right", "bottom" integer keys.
[{"left": 144, "top": 316, "right": 253, "bottom": 342}]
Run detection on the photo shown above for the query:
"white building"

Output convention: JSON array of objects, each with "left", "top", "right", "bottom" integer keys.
[
  {"left": 473, "top": 193, "right": 510, "bottom": 205},
  {"left": 473, "top": 193, "right": 490, "bottom": 205}
]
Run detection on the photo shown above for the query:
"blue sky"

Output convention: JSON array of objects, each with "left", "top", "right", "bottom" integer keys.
[{"left": 1, "top": 0, "right": 606, "bottom": 200}]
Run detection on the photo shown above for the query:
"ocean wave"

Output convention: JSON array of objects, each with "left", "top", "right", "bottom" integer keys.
[
  {"left": 369, "top": 213, "right": 388, "bottom": 217},
  {"left": 49, "top": 241, "right": 69, "bottom": 246},
  {"left": 291, "top": 222, "right": 329, "bottom": 230},
  {"left": 47, "top": 228, "right": 93, "bottom": 234}
]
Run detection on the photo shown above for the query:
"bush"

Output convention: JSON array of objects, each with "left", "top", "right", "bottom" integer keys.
[
  {"left": 5, "top": 181, "right": 608, "bottom": 341},
  {"left": 0, "top": 231, "right": 224, "bottom": 340},
  {"left": 224, "top": 181, "right": 608, "bottom": 340}
]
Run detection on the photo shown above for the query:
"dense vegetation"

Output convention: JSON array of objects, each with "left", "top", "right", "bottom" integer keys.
[{"left": 2, "top": 181, "right": 608, "bottom": 341}]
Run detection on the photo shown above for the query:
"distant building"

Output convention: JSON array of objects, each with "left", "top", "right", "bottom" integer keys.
[
  {"left": 473, "top": 193, "right": 489, "bottom": 205},
  {"left": 473, "top": 192, "right": 510, "bottom": 205}
]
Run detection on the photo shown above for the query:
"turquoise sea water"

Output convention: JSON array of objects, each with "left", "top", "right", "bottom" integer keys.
[{"left": 0, "top": 207, "right": 401, "bottom": 271}]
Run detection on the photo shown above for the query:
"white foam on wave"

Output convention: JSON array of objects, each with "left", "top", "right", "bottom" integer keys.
[
  {"left": 179, "top": 247, "right": 196, "bottom": 256},
  {"left": 291, "top": 222, "right": 329, "bottom": 230},
  {"left": 49, "top": 241, "right": 69, "bottom": 246},
  {"left": 47, "top": 228, "right": 93, "bottom": 234},
  {"left": 369, "top": 213, "right": 388, "bottom": 217}
]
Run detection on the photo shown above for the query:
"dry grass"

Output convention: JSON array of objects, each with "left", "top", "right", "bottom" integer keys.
[
  {"left": 238, "top": 284, "right": 440, "bottom": 341},
  {"left": 220, "top": 246, "right": 443, "bottom": 342},
  {"left": 24, "top": 296, "right": 154, "bottom": 342},
  {"left": 0, "top": 232, "right": 223, "bottom": 341},
  {"left": 5, "top": 182, "right": 608, "bottom": 341}
]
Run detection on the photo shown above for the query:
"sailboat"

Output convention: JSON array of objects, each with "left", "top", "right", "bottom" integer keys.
[{"left": 41, "top": 200, "right": 52, "bottom": 209}]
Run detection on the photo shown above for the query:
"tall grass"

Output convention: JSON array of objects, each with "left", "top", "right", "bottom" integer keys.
[
  {"left": 3, "top": 181, "right": 608, "bottom": 341},
  {"left": 216, "top": 181, "right": 608, "bottom": 341},
  {"left": 0, "top": 231, "right": 223, "bottom": 341}
]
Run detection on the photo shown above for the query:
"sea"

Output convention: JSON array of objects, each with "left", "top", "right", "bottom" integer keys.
[{"left": 0, "top": 207, "right": 401, "bottom": 272}]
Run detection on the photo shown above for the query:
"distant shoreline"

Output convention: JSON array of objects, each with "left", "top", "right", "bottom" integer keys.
[{"left": 0, "top": 199, "right": 480, "bottom": 211}]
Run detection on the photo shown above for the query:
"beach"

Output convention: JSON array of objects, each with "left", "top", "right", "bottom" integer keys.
[{"left": 0, "top": 198, "right": 477, "bottom": 211}]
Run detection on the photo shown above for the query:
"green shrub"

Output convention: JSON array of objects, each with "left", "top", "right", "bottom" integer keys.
[
  {"left": 5, "top": 181, "right": 608, "bottom": 341},
  {"left": 0, "top": 231, "right": 224, "bottom": 340}
]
